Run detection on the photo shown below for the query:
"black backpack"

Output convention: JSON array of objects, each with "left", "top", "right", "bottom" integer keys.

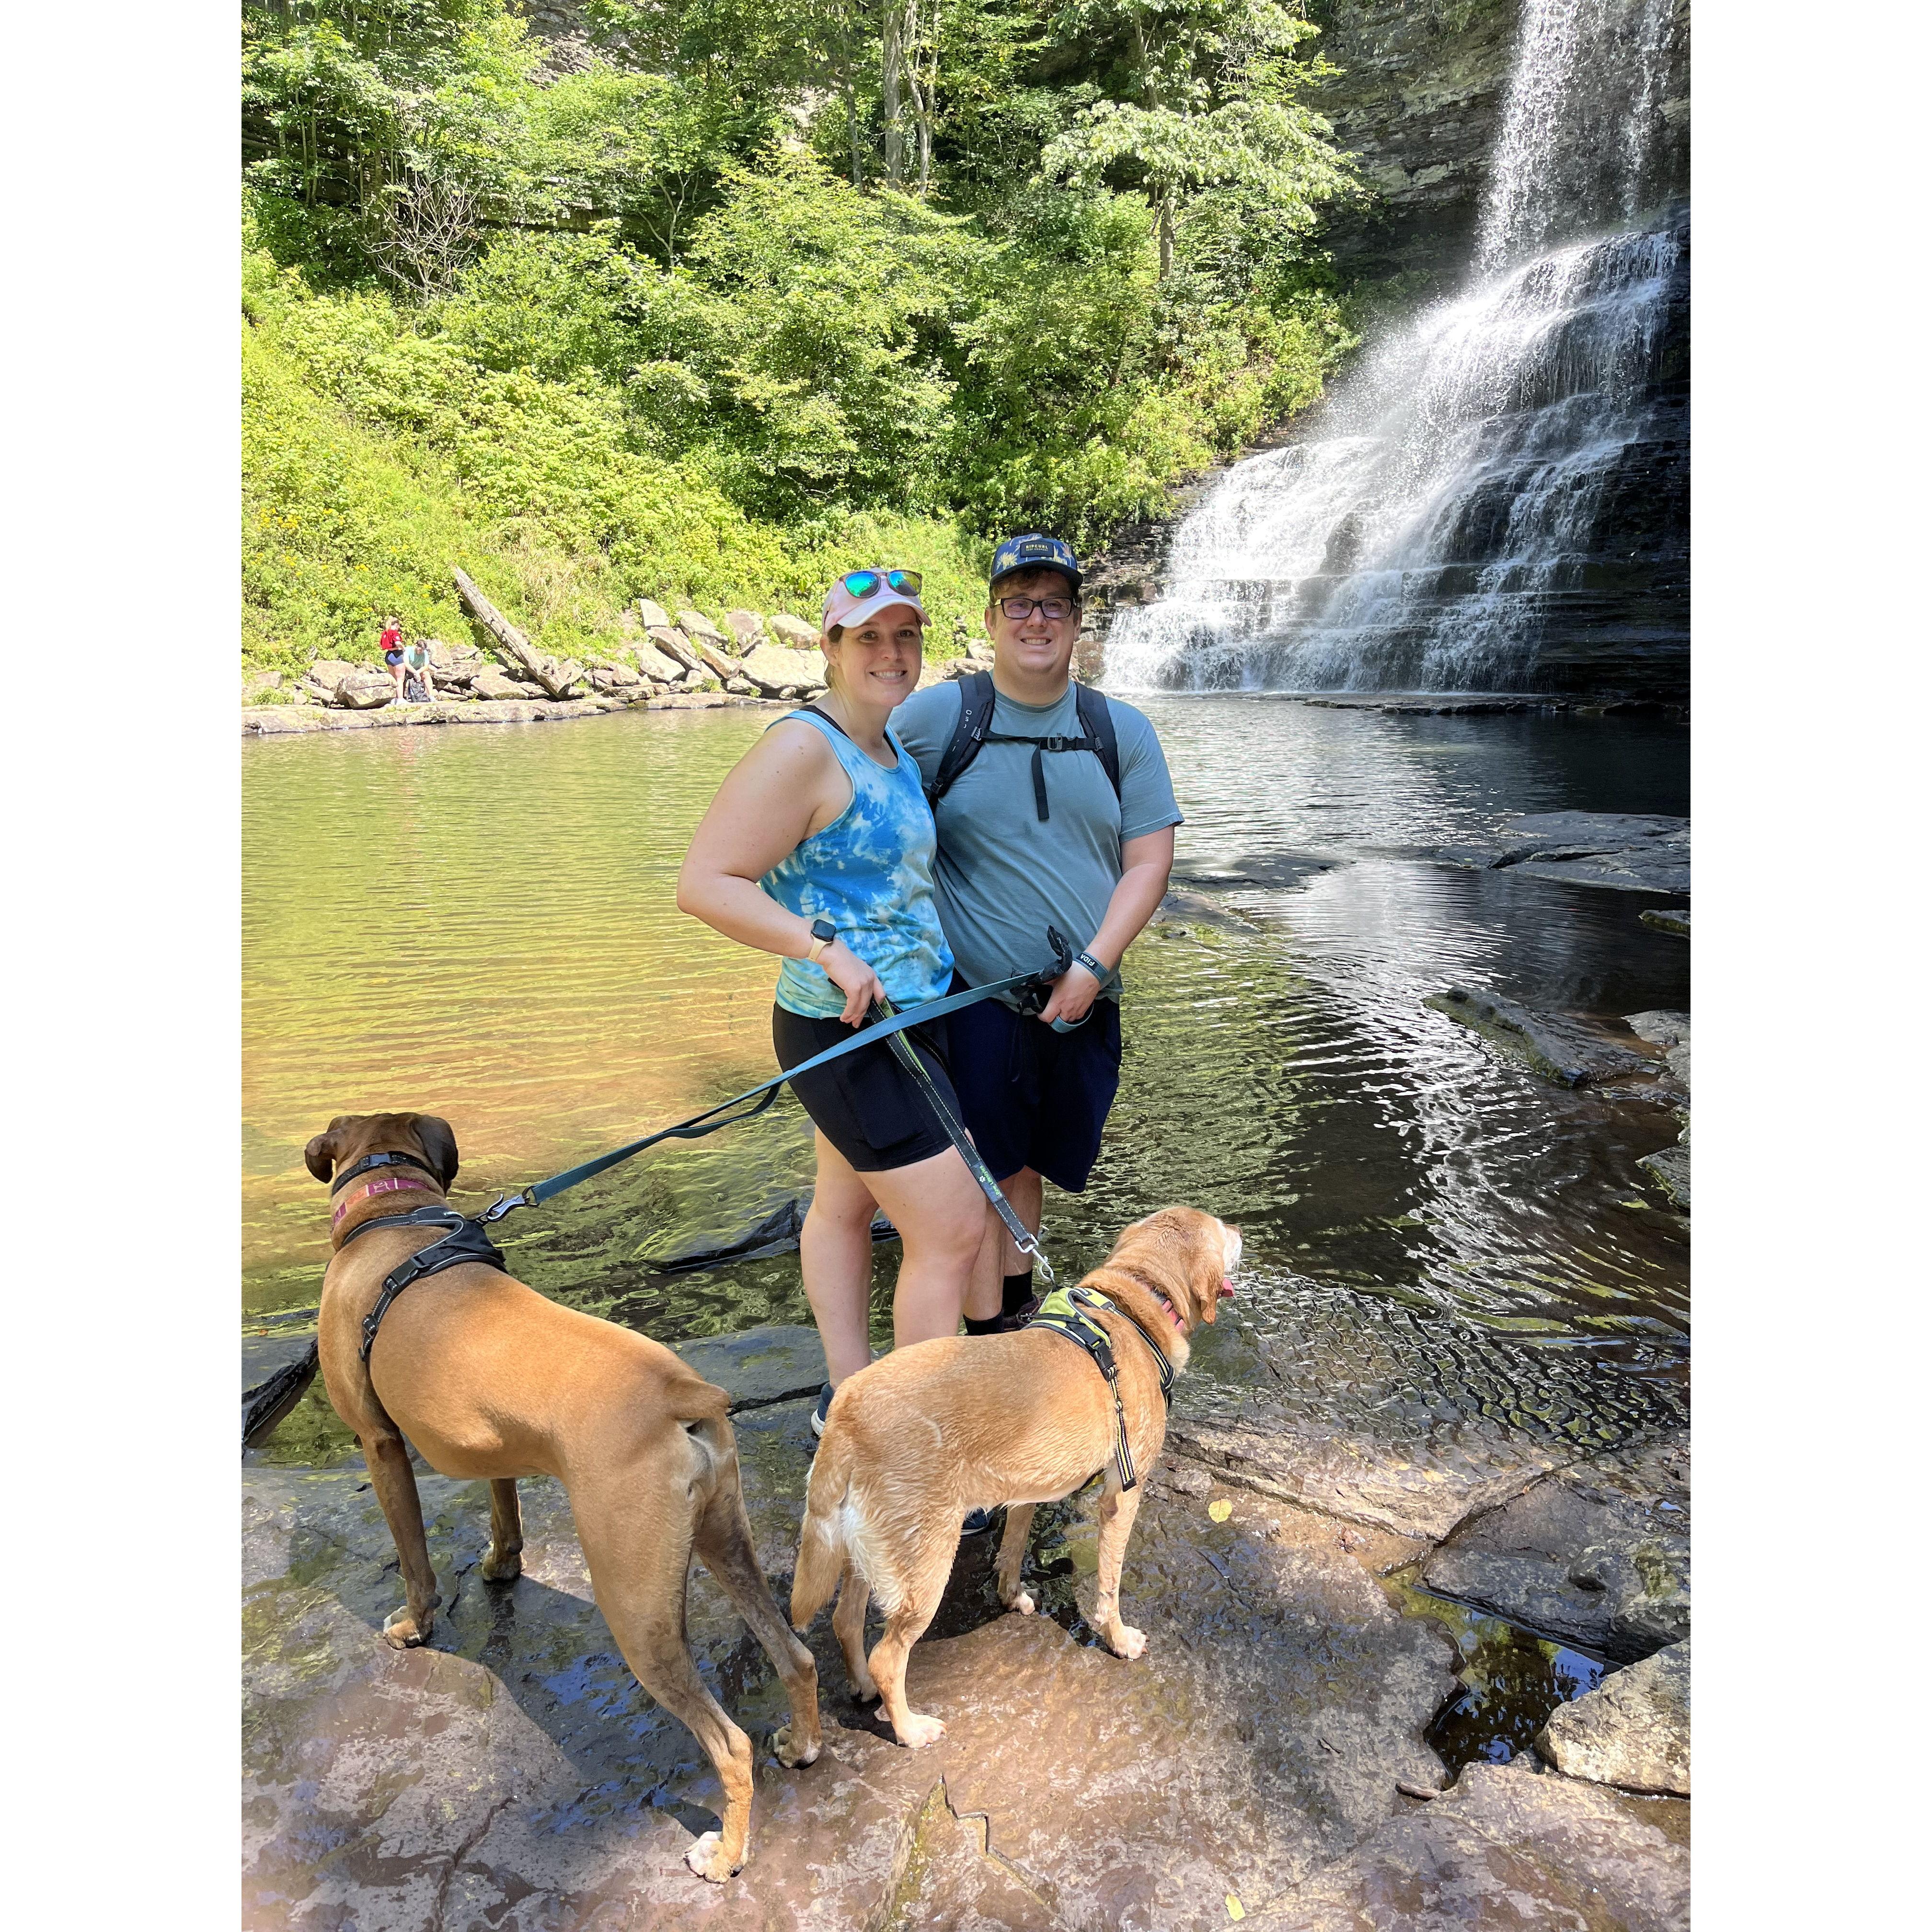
[{"left": 924, "top": 671, "right": 1121, "bottom": 824}]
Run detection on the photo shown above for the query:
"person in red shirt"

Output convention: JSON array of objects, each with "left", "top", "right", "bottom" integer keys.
[{"left": 379, "top": 618, "right": 406, "bottom": 703}]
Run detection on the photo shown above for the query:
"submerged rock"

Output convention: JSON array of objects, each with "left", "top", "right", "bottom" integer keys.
[
  {"left": 1438, "top": 812, "right": 1690, "bottom": 896},
  {"left": 1426, "top": 986, "right": 1650, "bottom": 1088},
  {"left": 1422, "top": 1433, "right": 1689, "bottom": 1663},
  {"left": 1537, "top": 1641, "right": 1689, "bottom": 1796},
  {"left": 1639, "top": 1144, "right": 1690, "bottom": 1211},
  {"left": 1642, "top": 905, "right": 1690, "bottom": 936}
]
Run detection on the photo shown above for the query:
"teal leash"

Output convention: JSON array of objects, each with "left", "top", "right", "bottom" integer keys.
[{"left": 477, "top": 966, "right": 1048, "bottom": 1228}]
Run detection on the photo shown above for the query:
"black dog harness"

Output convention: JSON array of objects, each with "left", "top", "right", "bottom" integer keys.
[
  {"left": 1026, "top": 1282, "right": 1176, "bottom": 1490},
  {"left": 336, "top": 1203, "right": 508, "bottom": 1364}
]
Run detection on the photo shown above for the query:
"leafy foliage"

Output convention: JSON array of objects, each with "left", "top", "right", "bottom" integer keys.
[{"left": 241, "top": 0, "right": 1364, "bottom": 667}]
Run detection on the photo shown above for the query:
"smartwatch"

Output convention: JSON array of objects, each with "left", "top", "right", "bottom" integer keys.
[{"left": 805, "top": 917, "right": 837, "bottom": 965}]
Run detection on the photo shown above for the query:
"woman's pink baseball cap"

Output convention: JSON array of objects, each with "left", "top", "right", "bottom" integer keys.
[{"left": 822, "top": 574, "right": 930, "bottom": 634}]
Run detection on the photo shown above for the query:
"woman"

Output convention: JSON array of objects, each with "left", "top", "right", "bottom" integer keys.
[
  {"left": 678, "top": 572, "right": 984, "bottom": 1437},
  {"left": 379, "top": 617, "right": 407, "bottom": 703},
  {"left": 402, "top": 635, "right": 437, "bottom": 703}
]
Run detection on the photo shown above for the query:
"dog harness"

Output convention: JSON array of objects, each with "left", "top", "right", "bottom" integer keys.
[
  {"left": 1026, "top": 1282, "right": 1175, "bottom": 1491},
  {"left": 336, "top": 1204, "right": 508, "bottom": 1365}
]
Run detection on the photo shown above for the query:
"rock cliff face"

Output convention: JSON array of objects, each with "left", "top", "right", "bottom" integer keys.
[{"left": 1309, "top": 0, "right": 1691, "bottom": 291}]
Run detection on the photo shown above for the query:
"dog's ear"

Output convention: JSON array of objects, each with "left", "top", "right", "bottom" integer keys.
[
  {"left": 303, "top": 1123, "right": 344, "bottom": 1184},
  {"left": 1187, "top": 1212, "right": 1227, "bottom": 1326},
  {"left": 413, "top": 1115, "right": 460, "bottom": 1189}
]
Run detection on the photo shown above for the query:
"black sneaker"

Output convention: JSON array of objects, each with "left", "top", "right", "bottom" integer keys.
[
  {"left": 960, "top": 1507, "right": 1001, "bottom": 1538},
  {"left": 806, "top": 1382, "right": 833, "bottom": 1452}
]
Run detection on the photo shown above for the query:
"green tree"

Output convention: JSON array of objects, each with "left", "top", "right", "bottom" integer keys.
[{"left": 1039, "top": 0, "right": 1355, "bottom": 276}]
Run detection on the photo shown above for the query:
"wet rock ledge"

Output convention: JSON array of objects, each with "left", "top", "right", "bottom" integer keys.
[{"left": 243, "top": 1306, "right": 1689, "bottom": 1930}]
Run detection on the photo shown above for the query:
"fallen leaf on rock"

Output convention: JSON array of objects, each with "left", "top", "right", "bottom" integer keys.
[
  {"left": 1226, "top": 1894, "right": 1246, "bottom": 1921},
  {"left": 1209, "top": 1499, "right": 1233, "bottom": 1522}
]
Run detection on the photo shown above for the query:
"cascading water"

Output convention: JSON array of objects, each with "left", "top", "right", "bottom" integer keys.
[{"left": 1105, "top": 0, "right": 1689, "bottom": 697}]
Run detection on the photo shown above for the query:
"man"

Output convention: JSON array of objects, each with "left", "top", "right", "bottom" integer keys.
[{"left": 895, "top": 534, "right": 1181, "bottom": 1332}]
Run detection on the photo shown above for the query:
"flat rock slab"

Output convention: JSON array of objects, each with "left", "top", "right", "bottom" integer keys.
[
  {"left": 1247, "top": 1758, "right": 1688, "bottom": 1930},
  {"left": 1438, "top": 812, "right": 1690, "bottom": 896},
  {"left": 1172, "top": 1290, "right": 1687, "bottom": 1543},
  {"left": 1641, "top": 906, "right": 1690, "bottom": 935},
  {"left": 1623, "top": 1011, "right": 1689, "bottom": 1050},
  {"left": 1425, "top": 987, "right": 1651, "bottom": 1089},
  {"left": 1422, "top": 1433, "right": 1689, "bottom": 1663},
  {"left": 243, "top": 1380, "right": 1460, "bottom": 1931},
  {"left": 673, "top": 1324, "right": 827, "bottom": 1412},
  {"left": 243, "top": 699, "right": 619, "bottom": 735},
  {"left": 1538, "top": 1642, "right": 1689, "bottom": 1795}
]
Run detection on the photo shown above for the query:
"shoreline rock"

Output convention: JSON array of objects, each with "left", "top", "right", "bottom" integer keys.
[
  {"left": 1437, "top": 811, "right": 1690, "bottom": 896},
  {"left": 1536, "top": 1641, "right": 1690, "bottom": 1796}
]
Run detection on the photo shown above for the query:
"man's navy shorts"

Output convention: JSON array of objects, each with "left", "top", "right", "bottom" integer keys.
[{"left": 944, "top": 973, "right": 1122, "bottom": 1192}]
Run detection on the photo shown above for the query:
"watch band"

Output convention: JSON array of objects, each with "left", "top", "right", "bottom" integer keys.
[
  {"left": 806, "top": 918, "right": 837, "bottom": 965},
  {"left": 1074, "top": 949, "right": 1109, "bottom": 979}
]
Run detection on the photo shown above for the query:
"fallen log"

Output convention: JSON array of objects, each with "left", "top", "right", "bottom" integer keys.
[{"left": 453, "top": 567, "right": 585, "bottom": 699}]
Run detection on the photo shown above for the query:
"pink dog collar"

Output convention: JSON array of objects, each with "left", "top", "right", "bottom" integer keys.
[{"left": 332, "top": 1173, "right": 433, "bottom": 1226}]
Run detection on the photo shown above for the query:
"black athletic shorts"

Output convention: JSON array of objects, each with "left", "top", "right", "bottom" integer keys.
[
  {"left": 943, "top": 974, "right": 1123, "bottom": 1192},
  {"left": 772, "top": 1005, "right": 960, "bottom": 1174}
]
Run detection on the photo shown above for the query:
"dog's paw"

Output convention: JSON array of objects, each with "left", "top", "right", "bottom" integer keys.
[
  {"left": 1004, "top": 1589, "right": 1036, "bottom": 1616},
  {"left": 479, "top": 1545, "right": 522, "bottom": 1584},
  {"left": 684, "top": 1831, "right": 741, "bottom": 1884},
  {"left": 772, "top": 1721, "right": 821, "bottom": 1770},
  {"left": 380, "top": 1606, "right": 434, "bottom": 1649},
  {"left": 894, "top": 1712, "right": 947, "bottom": 1749},
  {"left": 1104, "top": 1623, "right": 1147, "bottom": 1661}
]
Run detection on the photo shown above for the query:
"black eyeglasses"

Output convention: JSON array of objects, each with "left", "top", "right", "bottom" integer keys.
[{"left": 995, "top": 596, "right": 1075, "bottom": 621}]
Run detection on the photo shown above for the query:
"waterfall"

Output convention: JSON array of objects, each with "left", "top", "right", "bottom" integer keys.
[{"left": 1105, "top": 0, "right": 1689, "bottom": 697}]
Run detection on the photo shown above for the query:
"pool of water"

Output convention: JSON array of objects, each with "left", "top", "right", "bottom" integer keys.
[{"left": 243, "top": 697, "right": 1688, "bottom": 1407}]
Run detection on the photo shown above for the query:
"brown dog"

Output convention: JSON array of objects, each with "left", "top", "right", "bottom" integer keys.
[
  {"left": 307, "top": 1111, "right": 821, "bottom": 1882},
  {"left": 791, "top": 1207, "right": 1241, "bottom": 1747}
]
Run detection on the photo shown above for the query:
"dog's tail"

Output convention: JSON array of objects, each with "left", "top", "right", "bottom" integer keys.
[
  {"left": 790, "top": 1416, "right": 855, "bottom": 1630},
  {"left": 243, "top": 1340, "right": 321, "bottom": 1451}
]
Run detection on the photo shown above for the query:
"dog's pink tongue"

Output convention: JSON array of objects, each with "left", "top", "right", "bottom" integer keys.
[{"left": 1219, "top": 1277, "right": 1235, "bottom": 1300}]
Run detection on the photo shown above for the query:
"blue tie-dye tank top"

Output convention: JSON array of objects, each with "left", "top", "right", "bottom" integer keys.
[{"left": 762, "top": 710, "right": 956, "bottom": 1020}]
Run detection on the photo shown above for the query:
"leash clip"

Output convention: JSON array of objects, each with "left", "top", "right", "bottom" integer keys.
[{"left": 480, "top": 1191, "right": 526, "bottom": 1225}]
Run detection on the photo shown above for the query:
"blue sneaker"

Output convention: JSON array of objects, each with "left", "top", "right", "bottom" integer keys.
[{"left": 960, "top": 1507, "right": 1000, "bottom": 1538}]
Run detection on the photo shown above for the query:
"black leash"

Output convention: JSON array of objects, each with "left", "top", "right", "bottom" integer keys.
[{"left": 334, "top": 955, "right": 1070, "bottom": 1370}]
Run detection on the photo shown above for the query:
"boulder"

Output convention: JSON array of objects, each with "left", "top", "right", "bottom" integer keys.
[
  {"left": 472, "top": 667, "right": 535, "bottom": 702},
  {"left": 1537, "top": 1642, "right": 1689, "bottom": 1795},
  {"left": 646, "top": 626, "right": 703, "bottom": 674},
  {"left": 635, "top": 598, "right": 672, "bottom": 630},
  {"left": 676, "top": 608, "right": 725, "bottom": 642},
  {"left": 333, "top": 672, "right": 395, "bottom": 710},
  {"left": 588, "top": 663, "right": 641, "bottom": 695},
  {"left": 965, "top": 637, "right": 995, "bottom": 663},
  {"left": 1624, "top": 1011, "right": 1689, "bottom": 1050},
  {"left": 1641, "top": 905, "right": 1690, "bottom": 936},
  {"left": 686, "top": 633, "right": 739, "bottom": 682},
  {"left": 723, "top": 610, "right": 767, "bottom": 655},
  {"left": 916, "top": 660, "right": 948, "bottom": 689},
  {"left": 426, "top": 639, "right": 485, "bottom": 684},
  {"left": 767, "top": 611, "right": 821, "bottom": 650},
  {"left": 305, "top": 658, "right": 360, "bottom": 694},
  {"left": 738, "top": 642, "right": 827, "bottom": 698},
  {"left": 941, "top": 657, "right": 977, "bottom": 681},
  {"left": 632, "top": 641, "right": 687, "bottom": 684},
  {"left": 723, "top": 676, "right": 756, "bottom": 696}
]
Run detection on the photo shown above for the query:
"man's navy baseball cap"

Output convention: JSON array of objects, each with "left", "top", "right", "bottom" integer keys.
[{"left": 989, "top": 533, "right": 1082, "bottom": 595}]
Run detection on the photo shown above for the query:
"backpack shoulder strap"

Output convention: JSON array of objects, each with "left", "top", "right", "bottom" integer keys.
[
  {"left": 1072, "top": 681, "right": 1121, "bottom": 803},
  {"left": 926, "top": 670, "right": 996, "bottom": 808}
]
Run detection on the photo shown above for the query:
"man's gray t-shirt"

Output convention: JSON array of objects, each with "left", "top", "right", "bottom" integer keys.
[{"left": 894, "top": 679, "right": 1183, "bottom": 997}]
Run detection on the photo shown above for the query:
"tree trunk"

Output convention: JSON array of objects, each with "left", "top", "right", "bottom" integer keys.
[
  {"left": 881, "top": 0, "right": 906, "bottom": 190},
  {"left": 1158, "top": 190, "right": 1174, "bottom": 280},
  {"left": 453, "top": 568, "right": 584, "bottom": 698}
]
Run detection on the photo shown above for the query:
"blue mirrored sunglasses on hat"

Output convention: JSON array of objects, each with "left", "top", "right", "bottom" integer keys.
[{"left": 839, "top": 568, "right": 923, "bottom": 598}]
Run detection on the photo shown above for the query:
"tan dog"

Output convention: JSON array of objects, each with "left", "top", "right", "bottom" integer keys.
[
  {"left": 791, "top": 1207, "right": 1241, "bottom": 1747},
  {"left": 307, "top": 1111, "right": 821, "bottom": 1882}
]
